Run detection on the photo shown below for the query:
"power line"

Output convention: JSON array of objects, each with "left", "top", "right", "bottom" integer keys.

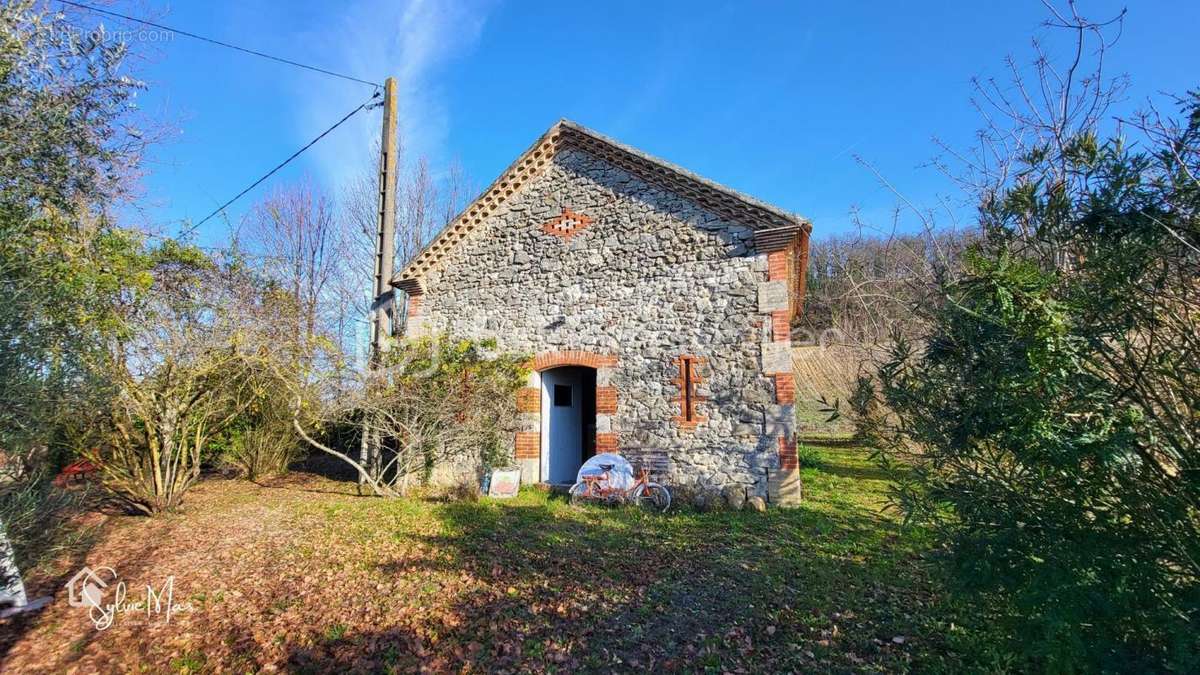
[
  {"left": 187, "top": 92, "right": 381, "bottom": 234},
  {"left": 56, "top": 0, "right": 381, "bottom": 88}
]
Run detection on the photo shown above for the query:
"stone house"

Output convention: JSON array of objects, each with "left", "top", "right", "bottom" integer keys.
[{"left": 392, "top": 120, "right": 810, "bottom": 503}]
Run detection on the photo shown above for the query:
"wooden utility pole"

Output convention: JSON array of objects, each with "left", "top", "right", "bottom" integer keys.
[
  {"left": 370, "top": 76, "right": 398, "bottom": 363},
  {"left": 361, "top": 76, "right": 397, "bottom": 490}
]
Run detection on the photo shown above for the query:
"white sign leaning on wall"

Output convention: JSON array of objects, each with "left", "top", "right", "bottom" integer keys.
[{"left": 487, "top": 468, "right": 521, "bottom": 498}]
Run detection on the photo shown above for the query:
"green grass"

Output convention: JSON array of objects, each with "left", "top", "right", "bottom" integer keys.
[
  {"left": 278, "top": 446, "right": 987, "bottom": 671},
  {"left": 795, "top": 442, "right": 826, "bottom": 468},
  {"left": 15, "top": 446, "right": 1000, "bottom": 673},
  {"left": 794, "top": 396, "right": 856, "bottom": 437},
  {"left": 323, "top": 623, "right": 349, "bottom": 642},
  {"left": 168, "top": 651, "right": 206, "bottom": 673}
]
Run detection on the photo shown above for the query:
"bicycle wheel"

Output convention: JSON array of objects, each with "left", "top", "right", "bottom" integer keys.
[
  {"left": 568, "top": 481, "right": 589, "bottom": 507},
  {"left": 634, "top": 483, "right": 671, "bottom": 513}
]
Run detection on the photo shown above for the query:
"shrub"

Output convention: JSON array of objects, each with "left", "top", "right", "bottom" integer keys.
[
  {"left": 219, "top": 367, "right": 306, "bottom": 482},
  {"left": 856, "top": 96, "right": 1200, "bottom": 670},
  {"left": 794, "top": 444, "right": 824, "bottom": 469},
  {"left": 0, "top": 466, "right": 94, "bottom": 589},
  {"left": 225, "top": 423, "right": 302, "bottom": 482},
  {"left": 297, "top": 335, "right": 528, "bottom": 497},
  {"left": 89, "top": 248, "right": 301, "bottom": 515}
]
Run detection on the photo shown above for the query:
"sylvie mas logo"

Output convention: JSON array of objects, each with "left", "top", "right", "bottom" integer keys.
[{"left": 64, "top": 565, "right": 193, "bottom": 630}]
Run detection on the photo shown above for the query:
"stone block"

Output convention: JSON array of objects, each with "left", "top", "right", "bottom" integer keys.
[
  {"left": 722, "top": 485, "right": 747, "bottom": 510},
  {"left": 733, "top": 422, "right": 760, "bottom": 436},
  {"left": 405, "top": 316, "right": 426, "bottom": 337},
  {"left": 764, "top": 404, "right": 795, "bottom": 437},
  {"left": 596, "top": 367, "right": 614, "bottom": 386},
  {"left": 760, "top": 342, "right": 792, "bottom": 374},
  {"left": 757, "top": 280, "right": 790, "bottom": 313},
  {"left": 768, "top": 468, "right": 802, "bottom": 506},
  {"left": 517, "top": 413, "right": 540, "bottom": 433},
  {"left": 517, "top": 457, "right": 540, "bottom": 485}
]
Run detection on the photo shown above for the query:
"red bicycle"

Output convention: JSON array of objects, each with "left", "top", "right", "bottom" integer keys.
[{"left": 569, "top": 463, "right": 671, "bottom": 512}]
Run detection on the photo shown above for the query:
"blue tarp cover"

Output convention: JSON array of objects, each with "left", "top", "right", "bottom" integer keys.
[{"left": 576, "top": 452, "right": 635, "bottom": 490}]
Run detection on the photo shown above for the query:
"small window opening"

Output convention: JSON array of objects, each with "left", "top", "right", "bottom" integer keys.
[
  {"left": 553, "top": 384, "right": 572, "bottom": 407},
  {"left": 683, "top": 359, "right": 694, "bottom": 421},
  {"left": 680, "top": 356, "right": 698, "bottom": 422}
]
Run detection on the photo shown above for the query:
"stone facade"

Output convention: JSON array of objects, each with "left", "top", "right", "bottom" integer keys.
[{"left": 395, "top": 121, "right": 809, "bottom": 502}]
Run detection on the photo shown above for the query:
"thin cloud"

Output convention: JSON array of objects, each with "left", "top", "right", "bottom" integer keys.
[{"left": 293, "top": 0, "right": 494, "bottom": 189}]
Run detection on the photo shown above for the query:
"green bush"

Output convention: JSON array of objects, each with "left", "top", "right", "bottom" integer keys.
[
  {"left": 856, "top": 95, "right": 1200, "bottom": 670},
  {"left": 794, "top": 444, "right": 824, "bottom": 469},
  {"left": 316, "top": 335, "right": 528, "bottom": 496},
  {"left": 224, "top": 423, "right": 302, "bottom": 482},
  {"left": 218, "top": 358, "right": 306, "bottom": 482},
  {"left": 0, "top": 469, "right": 94, "bottom": 583}
]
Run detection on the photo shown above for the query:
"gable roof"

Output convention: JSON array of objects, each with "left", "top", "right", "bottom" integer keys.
[{"left": 392, "top": 119, "right": 811, "bottom": 294}]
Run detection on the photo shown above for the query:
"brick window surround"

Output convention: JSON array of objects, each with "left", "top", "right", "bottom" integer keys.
[{"left": 673, "top": 355, "right": 707, "bottom": 429}]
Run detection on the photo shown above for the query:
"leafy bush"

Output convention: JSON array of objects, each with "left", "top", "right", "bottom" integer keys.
[
  {"left": 298, "top": 335, "right": 528, "bottom": 496},
  {"left": 88, "top": 249, "right": 302, "bottom": 514},
  {"left": 380, "top": 335, "right": 528, "bottom": 480},
  {"left": 225, "top": 423, "right": 302, "bottom": 482},
  {"left": 218, "top": 355, "right": 306, "bottom": 481},
  {"left": 794, "top": 444, "right": 824, "bottom": 469},
  {"left": 856, "top": 95, "right": 1200, "bottom": 670},
  {"left": 0, "top": 467, "right": 94, "bottom": 588},
  {"left": 0, "top": 1, "right": 151, "bottom": 484}
]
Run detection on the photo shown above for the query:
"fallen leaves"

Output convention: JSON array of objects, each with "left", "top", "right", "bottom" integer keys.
[{"left": 0, "top": 448, "right": 965, "bottom": 672}]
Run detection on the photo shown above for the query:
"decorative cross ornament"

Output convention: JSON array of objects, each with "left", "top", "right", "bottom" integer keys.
[{"left": 542, "top": 207, "right": 593, "bottom": 240}]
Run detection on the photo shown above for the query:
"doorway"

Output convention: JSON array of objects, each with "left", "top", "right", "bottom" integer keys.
[{"left": 540, "top": 366, "right": 597, "bottom": 484}]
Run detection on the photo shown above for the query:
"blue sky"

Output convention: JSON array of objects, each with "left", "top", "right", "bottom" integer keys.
[{"left": 96, "top": 0, "right": 1198, "bottom": 247}]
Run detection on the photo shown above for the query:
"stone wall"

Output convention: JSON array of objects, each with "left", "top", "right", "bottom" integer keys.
[{"left": 408, "top": 147, "right": 791, "bottom": 496}]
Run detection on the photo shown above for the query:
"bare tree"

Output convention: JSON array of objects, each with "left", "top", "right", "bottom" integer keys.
[
  {"left": 331, "top": 140, "right": 473, "bottom": 361},
  {"left": 441, "top": 159, "right": 471, "bottom": 231},
  {"left": 802, "top": 229, "right": 974, "bottom": 347},
  {"left": 804, "top": 1, "right": 1129, "bottom": 425},
  {"left": 931, "top": 0, "right": 1128, "bottom": 262},
  {"left": 240, "top": 180, "right": 338, "bottom": 351}
]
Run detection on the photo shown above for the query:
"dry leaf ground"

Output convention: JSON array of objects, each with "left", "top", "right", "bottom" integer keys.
[{"left": 0, "top": 448, "right": 990, "bottom": 673}]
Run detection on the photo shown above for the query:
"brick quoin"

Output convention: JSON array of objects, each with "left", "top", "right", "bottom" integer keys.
[
  {"left": 767, "top": 250, "right": 789, "bottom": 281},
  {"left": 516, "top": 387, "right": 540, "bottom": 413},
  {"left": 778, "top": 435, "right": 798, "bottom": 470},
  {"left": 774, "top": 373, "right": 796, "bottom": 404},
  {"left": 770, "top": 310, "right": 790, "bottom": 342},
  {"left": 530, "top": 350, "right": 618, "bottom": 371},
  {"left": 596, "top": 433, "right": 618, "bottom": 453},
  {"left": 595, "top": 386, "right": 618, "bottom": 415},
  {"left": 515, "top": 432, "right": 540, "bottom": 459},
  {"left": 406, "top": 294, "right": 422, "bottom": 315}
]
